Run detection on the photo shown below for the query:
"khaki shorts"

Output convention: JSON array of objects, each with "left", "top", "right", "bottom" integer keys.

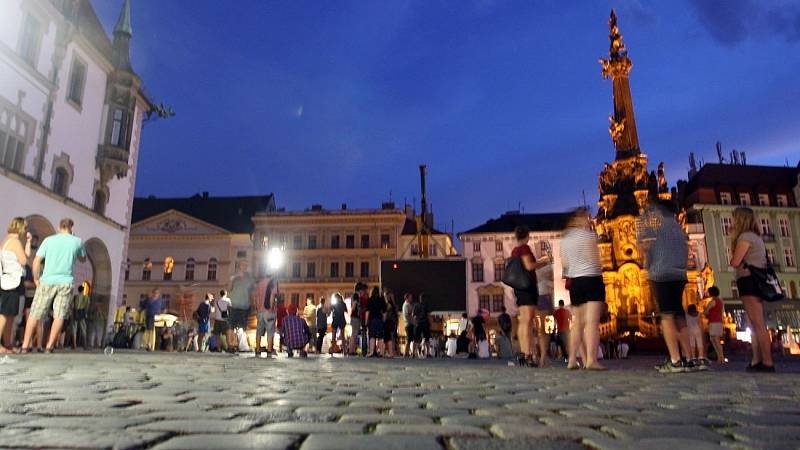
[
  {"left": 708, "top": 322, "right": 724, "bottom": 337},
  {"left": 30, "top": 283, "right": 73, "bottom": 320}
]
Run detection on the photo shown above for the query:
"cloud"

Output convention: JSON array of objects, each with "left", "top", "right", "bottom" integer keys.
[
  {"left": 688, "top": 0, "right": 800, "bottom": 46},
  {"left": 616, "top": 0, "right": 657, "bottom": 26}
]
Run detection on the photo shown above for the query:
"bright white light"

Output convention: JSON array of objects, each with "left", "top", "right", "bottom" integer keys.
[
  {"left": 267, "top": 247, "right": 284, "bottom": 271},
  {"left": 736, "top": 328, "right": 752, "bottom": 343}
]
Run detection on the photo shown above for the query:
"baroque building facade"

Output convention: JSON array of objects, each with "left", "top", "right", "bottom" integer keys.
[
  {"left": 0, "top": 0, "right": 151, "bottom": 324},
  {"left": 459, "top": 212, "right": 571, "bottom": 320},
  {"left": 594, "top": 11, "right": 703, "bottom": 336},
  {"left": 681, "top": 163, "right": 800, "bottom": 330},
  {"left": 125, "top": 194, "right": 275, "bottom": 319}
]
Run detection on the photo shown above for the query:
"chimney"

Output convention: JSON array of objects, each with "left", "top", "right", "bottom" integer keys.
[
  {"left": 311, "top": 204, "right": 323, "bottom": 212},
  {"left": 381, "top": 202, "right": 395, "bottom": 210},
  {"left": 341, "top": 203, "right": 347, "bottom": 210},
  {"left": 202, "top": 191, "right": 209, "bottom": 199}
]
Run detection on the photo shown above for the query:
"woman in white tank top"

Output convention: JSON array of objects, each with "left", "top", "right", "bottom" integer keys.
[{"left": 1, "top": 217, "right": 31, "bottom": 353}]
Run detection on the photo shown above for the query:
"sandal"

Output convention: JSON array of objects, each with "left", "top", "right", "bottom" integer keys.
[
  {"left": 585, "top": 364, "right": 608, "bottom": 371},
  {"left": 13, "top": 347, "right": 32, "bottom": 354}
]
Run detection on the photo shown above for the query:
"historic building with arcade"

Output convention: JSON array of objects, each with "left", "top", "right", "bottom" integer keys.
[{"left": 0, "top": 0, "right": 151, "bottom": 325}]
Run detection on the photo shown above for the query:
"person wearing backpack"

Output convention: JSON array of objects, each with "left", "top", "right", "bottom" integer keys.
[{"left": 1, "top": 218, "right": 31, "bottom": 353}]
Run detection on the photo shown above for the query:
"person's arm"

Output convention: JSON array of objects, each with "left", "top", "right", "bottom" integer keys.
[
  {"left": 8, "top": 238, "right": 27, "bottom": 266},
  {"left": 32, "top": 255, "right": 43, "bottom": 287},
  {"left": 730, "top": 239, "right": 751, "bottom": 268},
  {"left": 77, "top": 244, "right": 87, "bottom": 263}
]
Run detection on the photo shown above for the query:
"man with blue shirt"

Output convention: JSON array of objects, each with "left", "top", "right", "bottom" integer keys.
[{"left": 21, "top": 218, "right": 86, "bottom": 353}]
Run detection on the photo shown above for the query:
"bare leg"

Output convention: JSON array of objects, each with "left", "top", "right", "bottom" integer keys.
[
  {"left": 742, "top": 296, "right": 772, "bottom": 367},
  {"left": 710, "top": 334, "right": 724, "bottom": 363},
  {"left": 517, "top": 306, "right": 534, "bottom": 358},
  {"left": 675, "top": 317, "right": 691, "bottom": 360},
  {"left": 583, "top": 302, "right": 604, "bottom": 369},
  {"left": 0, "top": 315, "right": 9, "bottom": 351},
  {"left": 21, "top": 317, "right": 40, "bottom": 351},
  {"left": 568, "top": 305, "right": 585, "bottom": 368},
  {"left": 535, "top": 310, "right": 548, "bottom": 367},
  {"left": 660, "top": 314, "right": 682, "bottom": 363},
  {"left": 46, "top": 319, "right": 66, "bottom": 350}
]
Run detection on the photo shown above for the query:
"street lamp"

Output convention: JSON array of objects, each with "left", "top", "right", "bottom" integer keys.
[{"left": 267, "top": 247, "right": 284, "bottom": 272}]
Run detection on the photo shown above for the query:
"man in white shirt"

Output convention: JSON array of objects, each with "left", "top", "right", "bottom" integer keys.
[{"left": 213, "top": 289, "right": 233, "bottom": 352}]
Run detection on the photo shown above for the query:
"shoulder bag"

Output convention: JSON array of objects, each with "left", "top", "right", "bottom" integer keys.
[
  {"left": 745, "top": 262, "right": 784, "bottom": 302},
  {"left": 502, "top": 256, "right": 533, "bottom": 291}
]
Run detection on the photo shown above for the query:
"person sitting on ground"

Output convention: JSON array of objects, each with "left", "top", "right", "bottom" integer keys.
[
  {"left": 445, "top": 331, "right": 458, "bottom": 358},
  {"left": 281, "top": 303, "right": 310, "bottom": 357}
]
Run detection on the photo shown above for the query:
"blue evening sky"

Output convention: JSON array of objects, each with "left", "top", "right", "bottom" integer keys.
[{"left": 93, "top": 0, "right": 800, "bottom": 235}]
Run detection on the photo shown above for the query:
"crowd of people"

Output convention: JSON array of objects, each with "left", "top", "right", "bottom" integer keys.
[{"left": 0, "top": 206, "right": 780, "bottom": 373}]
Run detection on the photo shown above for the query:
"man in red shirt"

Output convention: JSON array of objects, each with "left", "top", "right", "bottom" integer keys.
[{"left": 553, "top": 300, "right": 571, "bottom": 361}]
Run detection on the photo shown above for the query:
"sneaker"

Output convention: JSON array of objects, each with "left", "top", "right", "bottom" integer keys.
[
  {"left": 694, "top": 358, "right": 710, "bottom": 371},
  {"left": 655, "top": 358, "right": 685, "bottom": 373},
  {"left": 683, "top": 359, "right": 701, "bottom": 372}
]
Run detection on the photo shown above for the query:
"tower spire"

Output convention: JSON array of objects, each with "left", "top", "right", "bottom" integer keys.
[
  {"left": 112, "top": 0, "right": 133, "bottom": 71},
  {"left": 599, "top": 10, "right": 640, "bottom": 160}
]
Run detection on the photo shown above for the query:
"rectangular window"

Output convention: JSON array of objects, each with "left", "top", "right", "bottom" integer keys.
[
  {"left": 361, "top": 234, "right": 370, "bottom": 249},
  {"left": 291, "top": 293, "right": 300, "bottom": 305},
  {"left": 163, "top": 271, "right": 172, "bottom": 281},
  {"left": 0, "top": 110, "right": 28, "bottom": 173},
  {"left": 721, "top": 217, "right": 732, "bottom": 236},
  {"left": 719, "top": 192, "right": 732, "bottom": 205},
  {"left": 207, "top": 259, "right": 217, "bottom": 281},
  {"left": 739, "top": 193, "right": 751, "bottom": 205},
  {"left": 185, "top": 263, "right": 195, "bottom": 281},
  {"left": 758, "top": 194, "right": 770, "bottom": 207},
  {"left": 472, "top": 241, "right": 481, "bottom": 254},
  {"left": 495, "top": 241, "right": 503, "bottom": 253},
  {"left": 725, "top": 247, "right": 732, "bottom": 266},
  {"left": 760, "top": 218, "right": 772, "bottom": 236},
  {"left": 785, "top": 249, "right": 796, "bottom": 268},
  {"left": 767, "top": 248, "right": 776, "bottom": 266},
  {"left": 18, "top": 14, "right": 42, "bottom": 67},
  {"left": 779, "top": 218, "right": 790, "bottom": 237},
  {"left": 345, "top": 262, "right": 354, "bottom": 278},
  {"left": 292, "top": 262, "right": 301, "bottom": 278},
  {"left": 346, "top": 235, "right": 355, "bottom": 249},
  {"left": 236, "top": 250, "right": 247, "bottom": 258},
  {"left": 360, "top": 261, "right": 369, "bottom": 278},
  {"left": 307, "top": 262, "right": 316, "bottom": 278},
  {"left": 293, "top": 235, "right": 302, "bottom": 249},
  {"left": 491, "top": 295, "right": 504, "bottom": 313},
  {"left": 331, "top": 235, "right": 340, "bottom": 249},
  {"left": 381, "top": 234, "right": 391, "bottom": 249},
  {"left": 330, "top": 262, "right": 339, "bottom": 277},
  {"left": 776, "top": 195, "right": 788, "bottom": 207},
  {"left": 478, "top": 295, "right": 490, "bottom": 312},
  {"left": 308, "top": 235, "right": 317, "bottom": 249},
  {"left": 67, "top": 58, "right": 87, "bottom": 106},
  {"left": 494, "top": 261, "right": 505, "bottom": 282},
  {"left": 411, "top": 243, "right": 419, "bottom": 255},
  {"left": 472, "top": 262, "right": 484, "bottom": 282},
  {"left": 110, "top": 108, "right": 129, "bottom": 148}
]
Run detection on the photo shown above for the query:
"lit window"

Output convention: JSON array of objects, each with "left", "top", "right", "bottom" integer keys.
[
  {"left": 67, "top": 58, "right": 87, "bottom": 106},
  {"left": 185, "top": 258, "right": 195, "bottom": 281},
  {"left": 719, "top": 192, "right": 732, "bottom": 205},
  {"left": 739, "top": 193, "right": 751, "bottom": 205},
  {"left": 767, "top": 248, "right": 776, "bottom": 266},
  {"left": 163, "top": 257, "right": 174, "bottom": 281},
  {"left": 759, "top": 218, "right": 772, "bottom": 236},
  {"left": 478, "top": 295, "right": 490, "bottom": 311},
  {"left": 758, "top": 194, "right": 770, "bottom": 207},
  {"left": 776, "top": 195, "right": 788, "bottom": 207},
  {"left": 473, "top": 242, "right": 481, "bottom": 254},
  {"left": 495, "top": 241, "right": 503, "bottom": 253},
  {"left": 207, "top": 258, "right": 217, "bottom": 281},
  {"left": 381, "top": 234, "right": 391, "bottom": 249}
]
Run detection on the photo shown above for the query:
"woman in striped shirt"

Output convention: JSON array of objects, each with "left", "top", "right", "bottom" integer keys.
[{"left": 560, "top": 208, "right": 606, "bottom": 370}]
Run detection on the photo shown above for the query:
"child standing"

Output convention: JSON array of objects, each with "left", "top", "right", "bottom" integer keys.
[
  {"left": 704, "top": 286, "right": 725, "bottom": 364},
  {"left": 686, "top": 304, "right": 709, "bottom": 369}
]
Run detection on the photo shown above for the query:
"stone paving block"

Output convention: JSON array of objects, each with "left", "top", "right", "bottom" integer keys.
[
  {"left": 635, "top": 438, "right": 730, "bottom": 450},
  {"left": 214, "top": 406, "right": 295, "bottom": 423},
  {"left": 601, "top": 424, "right": 725, "bottom": 442},
  {"left": 0, "top": 414, "right": 29, "bottom": 427},
  {"left": 449, "top": 437, "right": 586, "bottom": 450},
  {"left": 440, "top": 414, "right": 540, "bottom": 428},
  {"left": 255, "top": 422, "right": 365, "bottom": 434},
  {"left": 721, "top": 425, "right": 800, "bottom": 443},
  {"left": 489, "top": 423, "right": 610, "bottom": 443},
  {"left": 293, "top": 406, "right": 377, "bottom": 422},
  {"left": 8, "top": 416, "right": 147, "bottom": 429},
  {"left": 387, "top": 407, "right": 452, "bottom": 417},
  {"left": 0, "top": 427, "right": 167, "bottom": 449},
  {"left": 339, "top": 413, "right": 434, "bottom": 424},
  {"left": 132, "top": 418, "right": 257, "bottom": 434},
  {"left": 21, "top": 400, "right": 137, "bottom": 416},
  {"left": 152, "top": 433, "right": 300, "bottom": 450},
  {"left": 300, "top": 434, "right": 442, "bottom": 450},
  {"left": 375, "top": 424, "right": 489, "bottom": 437}
]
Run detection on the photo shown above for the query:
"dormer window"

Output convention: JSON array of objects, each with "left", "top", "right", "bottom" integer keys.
[
  {"left": 758, "top": 194, "right": 769, "bottom": 207},
  {"left": 777, "top": 195, "right": 788, "bottom": 207},
  {"left": 719, "top": 192, "right": 732, "bottom": 205},
  {"left": 739, "top": 193, "right": 751, "bottom": 205}
]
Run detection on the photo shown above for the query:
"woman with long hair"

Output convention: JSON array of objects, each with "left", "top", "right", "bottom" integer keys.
[
  {"left": 511, "top": 225, "right": 551, "bottom": 367},
  {"left": 1, "top": 218, "right": 31, "bottom": 353},
  {"left": 560, "top": 208, "right": 606, "bottom": 370},
  {"left": 383, "top": 290, "right": 398, "bottom": 358},
  {"left": 729, "top": 207, "right": 774, "bottom": 372}
]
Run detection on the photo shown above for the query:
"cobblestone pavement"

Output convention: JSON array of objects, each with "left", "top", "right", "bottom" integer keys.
[{"left": 0, "top": 351, "right": 798, "bottom": 450}]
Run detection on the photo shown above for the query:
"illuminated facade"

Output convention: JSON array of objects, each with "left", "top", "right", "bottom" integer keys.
[{"left": 595, "top": 11, "right": 701, "bottom": 336}]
